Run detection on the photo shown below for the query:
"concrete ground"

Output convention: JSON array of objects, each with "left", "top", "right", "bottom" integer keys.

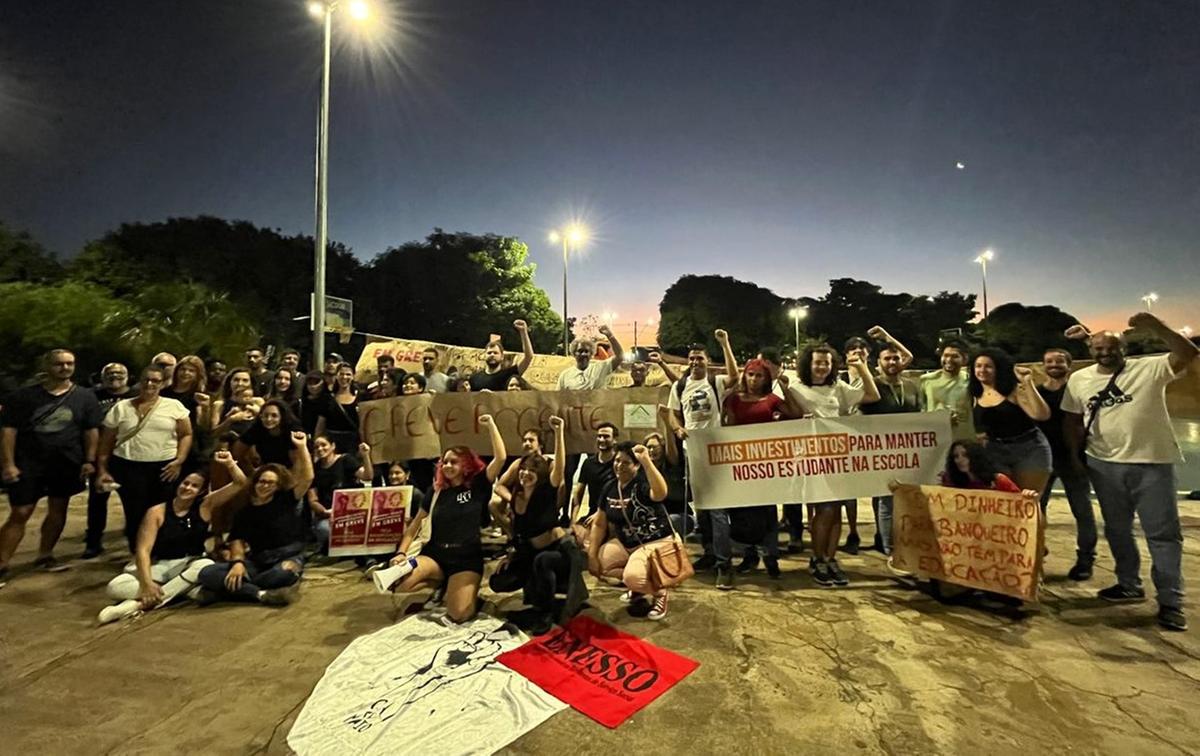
[{"left": 1, "top": 494, "right": 1198, "bottom": 756}]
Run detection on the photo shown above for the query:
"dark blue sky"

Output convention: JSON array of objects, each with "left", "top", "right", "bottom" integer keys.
[{"left": 3, "top": 1, "right": 1198, "bottom": 344}]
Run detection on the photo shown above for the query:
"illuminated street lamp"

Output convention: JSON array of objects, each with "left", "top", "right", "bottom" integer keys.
[
  {"left": 788, "top": 306, "right": 808, "bottom": 360},
  {"left": 973, "top": 249, "right": 995, "bottom": 320},
  {"left": 549, "top": 223, "right": 590, "bottom": 354},
  {"left": 308, "top": 0, "right": 373, "bottom": 370},
  {"left": 1141, "top": 292, "right": 1159, "bottom": 312}
]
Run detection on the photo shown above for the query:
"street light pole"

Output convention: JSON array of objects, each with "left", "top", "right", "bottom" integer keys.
[
  {"left": 561, "top": 235, "right": 569, "bottom": 355},
  {"left": 788, "top": 306, "right": 807, "bottom": 363},
  {"left": 311, "top": 2, "right": 333, "bottom": 371},
  {"left": 973, "top": 249, "right": 994, "bottom": 320}
]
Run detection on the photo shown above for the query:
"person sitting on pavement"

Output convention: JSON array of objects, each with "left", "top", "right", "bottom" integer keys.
[
  {"left": 307, "top": 436, "right": 374, "bottom": 551},
  {"left": 195, "top": 431, "right": 314, "bottom": 606},
  {"left": 587, "top": 441, "right": 676, "bottom": 621},
  {"left": 98, "top": 450, "right": 247, "bottom": 624},
  {"left": 388, "top": 415, "right": 507, "bottom": 623}
]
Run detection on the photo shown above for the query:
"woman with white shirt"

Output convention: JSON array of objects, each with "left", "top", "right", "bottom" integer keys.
[
  {"left": 96, "top": 365, "right": 193, "bottom": 553},
  {"left": 790, "top": 344, "right": 880, "bottom": 588}
]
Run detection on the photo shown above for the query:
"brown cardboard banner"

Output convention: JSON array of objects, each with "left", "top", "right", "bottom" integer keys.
[
  {"left": 359, "top": 386, "right": 671, "bottom": 459},
  {"left": 355, "top": 337, "right": 673, "bottom": 390},
  {"left": 891, "top": 483, "right": 1043, "bottom": 602}
]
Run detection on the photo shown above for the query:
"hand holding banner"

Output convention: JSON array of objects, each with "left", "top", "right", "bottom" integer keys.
[{"left": 891, "top": 483, "right": 1044, "bottom": 602}]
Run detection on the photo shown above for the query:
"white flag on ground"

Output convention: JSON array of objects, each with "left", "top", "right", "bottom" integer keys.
[{"left": 288, "top": 614, "right": 567, "bottom": 756}]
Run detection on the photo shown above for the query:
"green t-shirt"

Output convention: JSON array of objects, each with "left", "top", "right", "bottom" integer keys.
[{"left": 919, "top": 370, "right": 975, "bottom": 440}]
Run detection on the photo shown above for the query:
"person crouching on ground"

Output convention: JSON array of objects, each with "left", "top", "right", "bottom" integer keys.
[
  {"left": 493, "top": 417, "right": 588, "bottom": 634},
  {"left": 196, "top": 431, "right": 314, "bottom": 606},
  {"left": 587, "top": 441, "right": 675, "bottom": 621},
  {"left": 98, "top": 450, "right": 247, "bottom": 624},
  {"left": 388, "top": 415, "right": 507, "bottom": 623}
]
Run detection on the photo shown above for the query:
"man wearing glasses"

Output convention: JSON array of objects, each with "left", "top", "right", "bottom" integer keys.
[{"left": 81, "top": 363, "right": 136, "bottom": 559}]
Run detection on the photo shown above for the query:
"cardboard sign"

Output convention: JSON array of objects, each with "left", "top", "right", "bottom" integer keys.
[
  {"left": 358, "top": 387, "right": 670, "bottom": 460},
  {"left": 328, "top": 486, "right": 411, "bottom": 557},
  {"left": 684, "top": 411, "right": 953, "bottom": 507},
  {"left": 891, "top": 484, "right": 1044, "bottom": 602},
  {"left": 356, "top": 336, "right": 672, "bottom": 390}
]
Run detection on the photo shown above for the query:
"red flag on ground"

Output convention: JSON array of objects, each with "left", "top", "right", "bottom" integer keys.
[{"left": 497, "top": 615, "right": 699, "bottom": 729}]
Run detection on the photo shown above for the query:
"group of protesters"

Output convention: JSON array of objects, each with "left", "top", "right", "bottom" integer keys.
[{"left": 0, "top": 310, "right": 1194, "bottom": 632}]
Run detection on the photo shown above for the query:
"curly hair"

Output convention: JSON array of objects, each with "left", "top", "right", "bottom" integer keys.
[
  {"left": 798, "top": 344, "right": 841, "bottom": 387},
  {"left": 968, "top": 348, "right": 1017, "bottom": 398},
  {"left": 942, "top": 441, "right": 1000, "bottom": 488}
]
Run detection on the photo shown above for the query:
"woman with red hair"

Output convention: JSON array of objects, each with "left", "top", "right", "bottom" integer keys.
[{"left": 391, "top": 414, "right": 507, "bottom": 623}]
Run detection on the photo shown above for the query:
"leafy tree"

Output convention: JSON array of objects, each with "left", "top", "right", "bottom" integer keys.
[
  {"left": 356, "top": 230, "right": 563, "bottom": 352},
  {"left": 0, "top": 222, "right": 65, "bottom": 284},
  {"left": 657, "top": 275, "right": 789, "bottom": 359},
  {"left": 979, "top": 302, "right": 1086, "bottom": 361}
]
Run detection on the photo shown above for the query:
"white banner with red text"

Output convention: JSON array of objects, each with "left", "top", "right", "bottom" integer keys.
[{"left": 684, "top": 410, "right": 953, "bottom": 507}]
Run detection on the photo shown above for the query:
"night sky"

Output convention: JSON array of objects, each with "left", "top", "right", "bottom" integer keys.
[{"left": 3, "top": 1, "right": 1198, "bottom": 346}]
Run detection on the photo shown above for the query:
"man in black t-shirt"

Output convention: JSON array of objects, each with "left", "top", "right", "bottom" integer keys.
[
  {"left": 245, "top": 347, "right": 275, "bottom": 397},
  {"left": 1, "top": 349, "right": 104, "bottom": 580},
  {"left": 569, "top": 424, "right": 618, "bottom": 546},
  {"left": 860, "top": 342, "right": 920, "bottom": 557},
  {"left": 82, "top": 363, "right": 137, "bottom": 558},
  {"left": 1037, "top": 347, "right": 1096, "bottom": 580},
  {"left": 467, "top": 320, "right": 535, "bottom": 392}
]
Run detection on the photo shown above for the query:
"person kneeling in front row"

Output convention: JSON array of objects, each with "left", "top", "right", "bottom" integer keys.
[
  {"left": 99, "top": 450, "right": 247, "bottom": 624},
  {"left": 587, "top": 441, "right": 675, "bottom": 621},
  {"left": 388, "top": 414, "right": 507, "bottom": 623},
  {"left": 196, "top": 432, "right": 314, "bottom": 606}
]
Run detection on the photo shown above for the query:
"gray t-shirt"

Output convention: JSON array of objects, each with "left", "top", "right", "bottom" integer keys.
[{"left": 424, "top": 371, "right": 450, "bottom": 394}]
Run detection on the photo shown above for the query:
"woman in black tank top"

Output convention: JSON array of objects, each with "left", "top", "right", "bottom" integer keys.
[
  {"left": 98, "top": 450, "right": 249, "bottom": 624},
  {"left": 969, "top": 348, "right": 1053, "bottom": 495},
  {"left": 491, "top": 417, "right": 588, "bottom": 634}
]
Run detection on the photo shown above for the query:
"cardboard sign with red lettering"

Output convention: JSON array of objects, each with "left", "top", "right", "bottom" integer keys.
[
  {"left": 891, "top": 484, "right": 1044, "bottom": 602},
  {"left": 328, "top": 486, "right": 411, "bottom": 557},
  {"left": 497, "top": 615, "right": 699, "bottom": 729}
]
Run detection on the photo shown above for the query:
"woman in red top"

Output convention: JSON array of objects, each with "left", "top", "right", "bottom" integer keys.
[{"left": 721, "top": 355, "right": 804, "bottom": 578}]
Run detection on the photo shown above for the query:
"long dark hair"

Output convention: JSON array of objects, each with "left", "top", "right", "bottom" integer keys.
[
  {"left": 270, "top": 367, "right": 300, "bottom": 404},
  {"left": 943, "top": 441, "right": 1000, "bottom": 487},
  {"left": 510, "top": 453, "right": 553, "bottom": 502},
  {"left": 798, "top": 344, "right": 840, "bottom": 387},
  {"left": 220, "top": 367, "right": 252, "bottom": 403},
  {"left": 251, "top": 399, "right": 302, "bottom": 435},
  {"left": 968, "top": 348, "right": 1017, "bottom": 398}
]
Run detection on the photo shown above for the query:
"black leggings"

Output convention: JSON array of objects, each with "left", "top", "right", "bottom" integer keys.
[
  {"left": 109, "top": 456, "right": 174, "bottom": 552},
  {"left": 524, "top": 536, "right": 588, "bottom": 618}
]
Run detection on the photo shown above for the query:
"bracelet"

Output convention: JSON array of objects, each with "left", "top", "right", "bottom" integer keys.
[{"left": 231, "top": 559, "right": 245, "bottom": 566}]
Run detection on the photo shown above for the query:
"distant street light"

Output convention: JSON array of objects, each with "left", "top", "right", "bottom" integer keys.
[
  {"left": 973, "top": 249, "right": 994, "bottom": 320},
  {"left": 549, "top": 223, "right": 589, "bottom": 354},
  {"left": 788, "top": 306, "right": 808, "bottom": 360},
  {"left": 308, "top": 0, "right": 374, "bottom": 370},
  {"left": 1141, "top": 292, "right": 1159, "bottom": 312}
]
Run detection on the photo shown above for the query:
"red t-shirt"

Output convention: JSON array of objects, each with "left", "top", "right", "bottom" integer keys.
[
  {"left": 939, "top": 472, "right": 1020, "bottom": 492},
  {"left": 723, "top": 393, "right": 784, "bottom": 426}
]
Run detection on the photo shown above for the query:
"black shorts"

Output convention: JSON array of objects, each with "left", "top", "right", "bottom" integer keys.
[
  {"left": 6, "top": 461, "right": 85, "bottom": 508},
  {"left": 426, "top": 544, "right": 484, "bottom": 578}
]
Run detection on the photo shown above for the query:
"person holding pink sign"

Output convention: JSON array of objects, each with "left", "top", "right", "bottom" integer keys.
[{"left": 389, "top": 414, "right": 507, "bottom": 623}]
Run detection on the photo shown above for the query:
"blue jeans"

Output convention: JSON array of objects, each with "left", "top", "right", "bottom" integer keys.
[
  {"left": 198, "top": 546, "right": 305, "bottom": 602},
  {"left": 873, "top": 496, "right": 893, "bottom": 555},
  {"left": 698, "top": 509, "right": 732, "bottom": 567},
  {"left": 1087, "top": 458, "right": 1183, "bottom": 609},
  {"left": 312, "top": 518, "right": 331, "bottom": 553},
  {"left": 1039, "top": 464, "right": 1097, "bottom": 561}
]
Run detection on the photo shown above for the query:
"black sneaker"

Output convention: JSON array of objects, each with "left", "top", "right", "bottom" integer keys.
[
  {"left": 871, "top": 533, "right": 884, "bottom": 553},
  {"left": 764, "top": 557, "right": 781, "bottom": 579},
  {"left": 827, "top": 559, "right": 849, "bottom": 587},
  {"left": 716, "top": 567, "right": 734, "bottom": 591},
  {"left": 808, "top": 556, "right": 818, "bottom": 574},
  {"left": 81, "top": 546, "right": 105, "bottom": 560},
  {"left": 735, "top": 552, "right": 760, "bottom": 573},
  {"left": 841, "top": 532, "right": 860, "bottom": 555},
  {"left": 258, "top": 586, "right": 295, "bottom": 606},
  {"left": 786, "top": 540, "right": 804, "bottom": 555},
  {"left": 1098, "top": 584, "right": 1146, "bottom": 603},
  {"left": 812, "top": 561, "right": 834, "bottom": 587},
  {"left": 1158, "top": 605, "right": 1188, "bottom": 632},
  {"left": 692, "top": 554, "right": 717, "bottom": 572},
  {"left": 1067, "top": 559, "right": 1094, "bottom": 582},
  {"left": 33, "top": 556, "right": 70, "bottom": 573}
]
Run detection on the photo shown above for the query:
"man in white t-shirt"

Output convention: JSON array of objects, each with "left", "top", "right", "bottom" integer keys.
[
  {"left": 667, "top": 330, "right": 739, "bottom": 589},
  {"left": 557, "top": 324, "right": 623, "bottom": 391},
  {"left": 1062, "top": 313, "right": 1197, "bottom": 632}
]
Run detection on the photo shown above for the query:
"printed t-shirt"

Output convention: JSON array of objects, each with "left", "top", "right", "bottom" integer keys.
[
  {"left": 1061, "top": 354, "right": 1184, "bottom": 464},
  {"left": 666, "top": 374, "right": 730, "bottom": 430},
  {"left": 423, "top": 473, "right": 492, "bottom": 547},
  {"left": 601, "top": 476, "right": 673, "bottom": 550},
  {"left": 0, "top": 385, "right": 104, "bottom": 466}
]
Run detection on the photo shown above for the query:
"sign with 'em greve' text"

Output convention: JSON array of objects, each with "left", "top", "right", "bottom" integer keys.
[
  {"left": 359, "top": 386, "right": 670, "bottom": 460},
  {"left": 684, "top": 411, "right": 953, "bottom": 507}
]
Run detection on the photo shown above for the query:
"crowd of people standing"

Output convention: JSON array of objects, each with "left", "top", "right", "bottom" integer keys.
[{"left": 0, "top": 311, "right": 1194, "bottom": 632}]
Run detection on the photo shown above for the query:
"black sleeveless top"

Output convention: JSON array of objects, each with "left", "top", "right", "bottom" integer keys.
[
  {"left": 513, "top": 485, "right": 561, "bottom": 541},
  {"left": 974, "top": 400, "right": 1036, "bottom": 440},
  {"left": 152, "top": 500, "right": 209, "bottom": 560}
]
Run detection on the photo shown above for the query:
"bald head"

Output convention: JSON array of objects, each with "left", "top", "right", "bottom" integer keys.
[{"left": 1088, "top": 331, "right": 1125, "bottom": 370}]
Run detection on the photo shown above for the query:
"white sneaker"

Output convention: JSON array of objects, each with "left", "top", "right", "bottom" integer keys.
[
  {"left": 648, "top": 593, "right": 669, "bottom": 621},
  {"left": 98, "top": 600, "right": 141, "bottom": 625},
  {"left": 887, "top": 556, "right": 914, "bottom": 578},
  {"left": 619, "top": 590, "right": 642, "bottom": 604}
]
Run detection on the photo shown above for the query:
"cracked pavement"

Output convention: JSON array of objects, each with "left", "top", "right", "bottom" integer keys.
[{"left": 1, "top": 494, "right": 1197, "bottom": 755}]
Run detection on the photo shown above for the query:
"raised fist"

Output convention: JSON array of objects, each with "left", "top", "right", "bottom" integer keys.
[
  {"left": 214, "top": 450, "right": 235, "bottom": 466},
  {"left": 866, "top": 326, "right": 888, "bottom": 341},
  {"left": 358, "top": 442, "right": 371, "bottom": 456},
  {"left": 291, "top": 430, "right": 308, "bottom": 446},
  {"left": 1127, "top": 312, "right": 1160, "bottom": 332},
  {"left": 714, "top": 329, "right": 728, "bottom": 344},
  {"left": 1064, "top": 324, "right": 1091, "bottom": 341},
  {"left": 548, "top": 416, "right": 564, "bottom": 430},
  {"left": 647, "top": 351, "right": 662, "bottom": 363},
  {"left": 478, "top": 414, "right": 494, "bottom": 427},
  {"left": 513, "top": 319, "right": 528, "bottom": 332},
  {"left": 194, "top": 392, "right": 211, "bottom": 406},
  {"left": 1013, "top": 365, "right": 1033, "bottom": 382}
]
